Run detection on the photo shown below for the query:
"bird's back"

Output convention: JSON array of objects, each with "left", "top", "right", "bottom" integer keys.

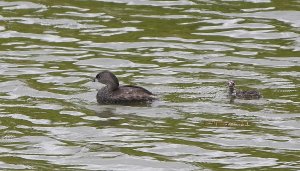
[
  {"left": 97, "top": 85, "right": 156, "bottom": 104},
  {"left": 112, "top": 85, "right": 155, "bottom": 102},
  {"left": 236, "top": 90, "right": 261, "bottom": 99}
]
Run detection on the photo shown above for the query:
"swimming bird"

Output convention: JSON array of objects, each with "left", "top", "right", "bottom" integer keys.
[
  {"left": 227, "top": 80, "right": 261, "bottom": 100},
  {"left": 93, "top": 70, "right": 156, "bottom": 104}
]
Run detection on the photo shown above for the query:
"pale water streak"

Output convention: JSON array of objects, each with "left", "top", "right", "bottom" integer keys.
[{"left": 0, "top": 0, "right": 300, "bottom": 170}]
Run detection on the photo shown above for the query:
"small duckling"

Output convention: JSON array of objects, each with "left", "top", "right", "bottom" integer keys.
[{"left": 227, "top": 80, "right": 261, "bottom": 100}]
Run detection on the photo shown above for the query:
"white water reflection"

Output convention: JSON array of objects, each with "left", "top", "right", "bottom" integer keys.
[
  {"left": 239, "top": 11, "right": 300, "bottom": 27},
  {"left": 15, "top": 17, "right": 105, "bottom": 29},
  {"left": 0, "top": 161, "right": 30, "bottom": 170},
  {"left": 79, "top": 41, "right": 233, "bottom": 51},
  {"left": 95, "top": 0, "right": 195, "bottom": 6},
  {"left": 139, "top": 143, "right": 278, "bottom": 169},
  {"left": 0, "top": 31, "right": 78, "bottom": 42},
  {"left": 0, "top": 1, "right": 46, "bottom": 10},
  {"left": 75, "top": 58, "right": 157, "bottom": 68},
  {"left": 196, "top": 30, "right": 298, "bottom": 40},
  {"left": 0, "top": 81, "right": 66, "bottom": 99}
]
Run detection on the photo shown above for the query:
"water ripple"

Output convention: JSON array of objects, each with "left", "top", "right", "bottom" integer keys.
[
  {"left": 0, "top": 0, "right": 299, "bottom": 170},
  {"left": 0, "top": 1, "right": 46, "bottom": 10},
  {"left": 0, "top": 31, "right": 78, "bottom": 42}
]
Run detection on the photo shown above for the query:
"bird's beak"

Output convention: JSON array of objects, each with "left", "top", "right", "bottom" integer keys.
[{"left": 92, "top": 78, "right": 96, "bottom": 82}]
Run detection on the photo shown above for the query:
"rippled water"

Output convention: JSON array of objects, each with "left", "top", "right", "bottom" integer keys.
[{"left": 0, "top": 0, "right": 300, "bottom": 170}]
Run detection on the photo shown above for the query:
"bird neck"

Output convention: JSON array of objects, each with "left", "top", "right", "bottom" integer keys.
[
  {"left": 106, "top": 81, "right": 119, "bottom": 91},
  {"left": 228, "top": 86, "right": 235, "bottom": 95}
]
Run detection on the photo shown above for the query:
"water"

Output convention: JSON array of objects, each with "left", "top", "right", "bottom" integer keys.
[{"left": 0, "top": 0, "right": 299, "bottom": 170}]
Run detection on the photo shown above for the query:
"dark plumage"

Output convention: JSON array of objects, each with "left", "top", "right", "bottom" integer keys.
[
  {"left": 227, "top": 80, "right": 261, "bottom": 100},
  {"left": 93, "top": 71, "right": 156, "bottom": 104}
]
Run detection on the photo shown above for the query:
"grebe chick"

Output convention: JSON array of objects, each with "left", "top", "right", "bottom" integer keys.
[{"left": 227, "top": 80, "right": 261, "bottom": 100}]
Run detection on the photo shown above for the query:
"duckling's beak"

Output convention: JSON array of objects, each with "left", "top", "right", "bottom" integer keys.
[{"left": 92, "top": 78, "right": 96, "bottom": 82}]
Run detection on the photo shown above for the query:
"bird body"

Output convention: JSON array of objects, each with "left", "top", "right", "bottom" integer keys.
[
  {"left": 94, "top": 71, "right": 156, "bottom": 104},
  {"left": 227, "top": 80, "right": 261, "bottom": 100}
]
